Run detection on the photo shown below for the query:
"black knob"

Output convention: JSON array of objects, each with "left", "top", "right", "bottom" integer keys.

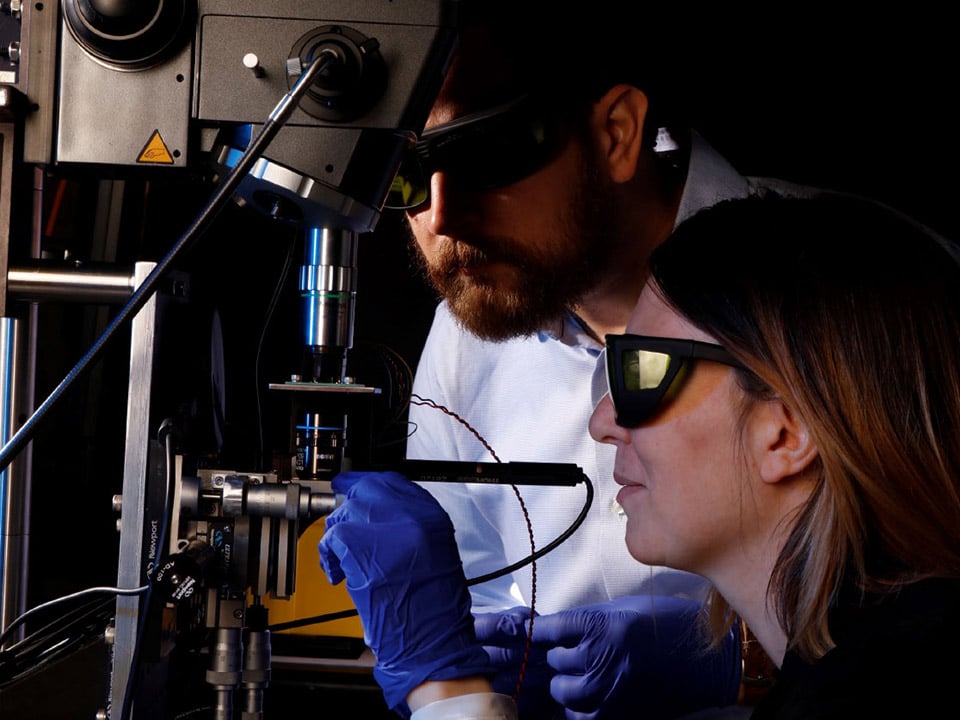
[
  {"left": 62, "top": 0, "right": 193, "bottom": 69},
  {"left": 287, "top": 25, "right": 387, "bottom": 122}
]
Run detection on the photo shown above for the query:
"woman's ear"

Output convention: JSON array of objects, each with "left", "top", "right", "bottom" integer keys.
[
  {"left": 591, "top": 84, "right": 648, "bottom": 183},
  {"left": 752, "top": 398, "right": 819, "bottom": 485}
]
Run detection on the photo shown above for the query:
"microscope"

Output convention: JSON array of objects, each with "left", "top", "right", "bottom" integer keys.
[
  {"left": 0, "top": 3, "right": 592, "bottom": 717},
  {"left": 0, "top": 2, "right": 459, "bottom": 717}
]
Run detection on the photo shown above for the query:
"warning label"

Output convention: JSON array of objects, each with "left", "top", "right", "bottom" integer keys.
[{"left": 137, "top": 130, "right": 175, "bottom": 164}]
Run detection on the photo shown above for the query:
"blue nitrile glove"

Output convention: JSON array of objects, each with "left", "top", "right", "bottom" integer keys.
[
  {"left": 530, "top": 595, "right": 741, "bottom": 720},
  {"left": 318, "top": 471, "right": 493, "bottom": 716},
  {"left": 474, "top": 606, "right": 563, "bottom": 718}
]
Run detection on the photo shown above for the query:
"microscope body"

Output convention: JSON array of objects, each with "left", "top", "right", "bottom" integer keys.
[{"left": 0, "top": 1, "right": 459, "bottom": 717}]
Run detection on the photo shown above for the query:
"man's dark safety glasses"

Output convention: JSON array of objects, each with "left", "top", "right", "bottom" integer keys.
[
  {"left": 604, "top": 334, "right": 745, "bottom": 428},
  {"left": 385, "top": 95, "right": 562, "bottom": 210}
]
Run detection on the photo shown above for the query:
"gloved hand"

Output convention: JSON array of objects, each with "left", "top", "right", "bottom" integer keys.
[
  {"left": 474, "top": 606, "right": 562, "bottom": 718},
  {"left": 318, "top": 471, "right": 493, "bottom": 716},
  {"left": 530, "top": 595, "right": 741, "bottom": 720}
]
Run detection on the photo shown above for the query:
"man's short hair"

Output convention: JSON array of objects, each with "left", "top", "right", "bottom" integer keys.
[{"left": 453, "top": 1, "right": 701, "bottom": 132}]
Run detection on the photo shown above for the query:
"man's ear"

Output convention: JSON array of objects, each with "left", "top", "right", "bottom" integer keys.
[
  {"left": 752, "top": 398, "right": 819, "bottom": 485},
  {"left": 591, "top": 84, "right": 648, "bottom": 183}
]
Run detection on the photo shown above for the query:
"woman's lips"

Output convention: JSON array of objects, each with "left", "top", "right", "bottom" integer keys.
[
  {"left": 613, "top": 471, "right": 643, "bottom": 488},
  {"left": 616, "top": 484, "right": 646, "bottom": 512}
]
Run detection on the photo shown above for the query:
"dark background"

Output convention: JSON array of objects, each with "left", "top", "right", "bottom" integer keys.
[{"left": 691, "top": 11, "right": 957, "bottom": 242}]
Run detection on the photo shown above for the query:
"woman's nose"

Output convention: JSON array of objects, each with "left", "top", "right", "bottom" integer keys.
[{"left": 589, "top": 393, "right": 631, "bottom": 445}]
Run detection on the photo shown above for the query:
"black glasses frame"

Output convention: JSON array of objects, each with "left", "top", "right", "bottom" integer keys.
[
  {"left": 385, "top": 94, "right": 562, "bottom": 210},
  {"left": 604, "top": 334, "right": 745, "bottom": 428}
]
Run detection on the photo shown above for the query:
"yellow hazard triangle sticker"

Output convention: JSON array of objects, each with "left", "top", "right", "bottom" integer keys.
[{"left": 137, "top": 130, "right": 175, "bottom": 164}]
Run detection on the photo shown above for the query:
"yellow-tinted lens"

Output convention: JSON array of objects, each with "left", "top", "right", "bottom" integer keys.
[
  {"left": 624, "top": 350, "right": 672, "bottom": 391},
  {"left": 387, "top": 173, "right": 427, "bottom": 209}
]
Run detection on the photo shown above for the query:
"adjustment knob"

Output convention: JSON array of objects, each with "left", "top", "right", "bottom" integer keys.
[
  {"left": 286, "top": 24, "right": 386, "bottom": 122},
  {"left": 62, "top": 0, "right": 192, "bottom": 69}
]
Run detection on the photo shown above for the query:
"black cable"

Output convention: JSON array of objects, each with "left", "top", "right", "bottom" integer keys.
[
  {"left": 254, "top": 230, "right": 297, "bottom": 467},
  {"left": 268, "top": 608, "right": 361, "bottom": 633},
  {"left": 118, "top": 419, "right": 179, "bottom": 720},
  {"left": 0, "top": 584, "right": 147, "bottom": 650},
  {"left": 265, "top": 474, "right": 594, "bottom": 632},
  {"left": 0, "top": 594, "right": 116, "bottom": 687},
  {"left": 465, "top": 474, "right": 593, "bottom": 586},
  {"left": 0, "top": 51, "right": 334, "bottom": 475}
]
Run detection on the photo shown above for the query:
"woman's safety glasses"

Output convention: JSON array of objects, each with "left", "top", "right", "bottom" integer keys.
[
  {"left": 604, "top": 334, "right": 745, "bottom": 428},
  {"left": 385, "top": 95, "right": 562, "bottom": 210}
]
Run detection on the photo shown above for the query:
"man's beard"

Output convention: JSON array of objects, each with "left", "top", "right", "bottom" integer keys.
[{"left": 411, "top": 152, "right": 617, "bottom": 342}]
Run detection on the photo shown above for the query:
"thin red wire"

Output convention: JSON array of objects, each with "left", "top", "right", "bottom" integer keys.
[{"left": 410, "top": 394, "right": 537, "bottom": 704}]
